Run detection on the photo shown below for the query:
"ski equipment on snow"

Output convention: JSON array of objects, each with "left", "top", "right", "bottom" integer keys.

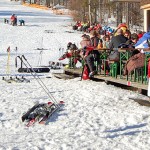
[
  {"left": 22, "top": 101, "right": 64, "bottom": 126},
  {"left": 18, "top": 55, "right": 64, "bottom": 126}
]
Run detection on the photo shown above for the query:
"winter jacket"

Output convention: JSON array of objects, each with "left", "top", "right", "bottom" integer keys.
[
  {"left": 135, "top": 32, "right": 150, "bottom": 49},
  {"left": 80, "top": 39, "right": 91, "bottom": 48},
  {"left": 109, "top": 35, "right": 128, "bottom": 49},
  {"left": 123, "top": 53, "right": 145, "bottom": 75},
  {"left": 10, "top": 15, "right": 16, "bottom": 22}
]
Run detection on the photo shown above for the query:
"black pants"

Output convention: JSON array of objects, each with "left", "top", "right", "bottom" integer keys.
[{"left": 85, "top": 54, "right": 95, "bottom": 73}]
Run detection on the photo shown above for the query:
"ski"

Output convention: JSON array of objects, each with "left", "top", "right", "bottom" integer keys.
[
  {"left": 25, "top": 102, "right": 55, "bottom": 126},
  {"left": 26, "top": 113, "right": 40, "bottom": 127},
  {"left": 39, "top": 101, "right": 64, "bottom": 124},
  {"left": 38, "top": 106, "right": 58, "bottom": 124},
  {"left": 26, "top": 118, "right": 36, "bottom": 127},
  {"left": 22, "top": 103, "right": 40, "bottom": 122},
  {"left": 2, "top": 76, "right": 30, "bottom": 83},
  {"left": 16, "top": 76, "right": 30, "bottom": 83},
  {"left": 22, "top": 101, "right": 64, "bottom": 126},
  {"left": 38, "top": 103, "right": 56, "bottom": 124}
]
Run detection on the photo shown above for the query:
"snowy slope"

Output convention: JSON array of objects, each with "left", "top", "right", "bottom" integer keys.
[{"left": 0, "top": 1, "right": 150, "bottom": 150}]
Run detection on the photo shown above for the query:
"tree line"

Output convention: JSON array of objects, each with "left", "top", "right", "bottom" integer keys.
[{"left": 22, "top": 0, "right": 143, "bottom": 28}]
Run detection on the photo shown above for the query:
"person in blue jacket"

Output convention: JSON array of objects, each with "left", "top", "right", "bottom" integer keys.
[{"left": 135, "top": 31, "right": 150, "bottom": 49}]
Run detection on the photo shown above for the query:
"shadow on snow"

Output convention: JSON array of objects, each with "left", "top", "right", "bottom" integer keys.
[{"left": 104, "top": 123, "right": 147, "bottom": 138}]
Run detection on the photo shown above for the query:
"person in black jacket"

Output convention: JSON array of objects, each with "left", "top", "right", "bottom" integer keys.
[{"left": 109, "top": 29, "right": 128, "bottom": 49}]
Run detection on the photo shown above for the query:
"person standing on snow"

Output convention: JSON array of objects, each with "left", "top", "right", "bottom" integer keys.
[{"left": 10, "top": 14, "right": 17, "bottom": 26}]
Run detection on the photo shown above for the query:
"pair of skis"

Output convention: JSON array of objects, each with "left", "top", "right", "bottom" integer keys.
[
  {"left": 2, "top": 76, "right": 30, "bottom": 83},
  {"left": 15, "top": 76, "right": 30, "bottom": 83},
  {"left": 22, "top": 101, "right": 64, "bottom": 127},
  {"left": 22, "top": 99, "right": 64, "bottom": 127}
]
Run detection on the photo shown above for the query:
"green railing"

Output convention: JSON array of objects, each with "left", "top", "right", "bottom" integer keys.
[
  {"left": 68, "top": 48, "right": 150, "bottom": 85},
  {"left": 97, "top": 48, "right": 150, "bottom": 85}
]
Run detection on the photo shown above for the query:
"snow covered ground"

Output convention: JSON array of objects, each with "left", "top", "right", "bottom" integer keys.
[{"left": 0, "top": 0, "right": 150, "bottom": 150}]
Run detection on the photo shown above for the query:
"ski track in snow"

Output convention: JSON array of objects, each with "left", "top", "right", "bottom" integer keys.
[{"left": 0, "top": 0, "right": 150, "bottom": 150}]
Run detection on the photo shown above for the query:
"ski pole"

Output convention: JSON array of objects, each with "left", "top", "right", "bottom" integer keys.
[
  {"left": 59, "top": 48, "right": 61, "bottom": 67},
  {"left": 21, "top": 55, "right": 60, "bottom": 107},
  {"left": 17, "top": 55, "right": 60, "bottom": 107},
  {"left": 61, "top": 48, "right": 64, "bottom": 67},
  {"left": 6, "top": 46, "right": 11, "bottom": 76},
  {"left": 37, "top": 50, "right": 43, "bottom": 66},
  {"left": 80, "top": 60, "right": 85, "bottom": 81}
]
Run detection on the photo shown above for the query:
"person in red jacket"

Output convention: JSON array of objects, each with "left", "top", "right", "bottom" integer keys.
[
  {"left": 10, "top": 14, "right": 17, "bottom": 26},
  {"left": 137, "top": 30, "right": 144, "bottom": 39}
]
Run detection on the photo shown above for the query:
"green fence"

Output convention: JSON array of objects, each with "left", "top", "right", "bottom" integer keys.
[{"left": 68, "top": 48, "right": 150, "bottom": 85}]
